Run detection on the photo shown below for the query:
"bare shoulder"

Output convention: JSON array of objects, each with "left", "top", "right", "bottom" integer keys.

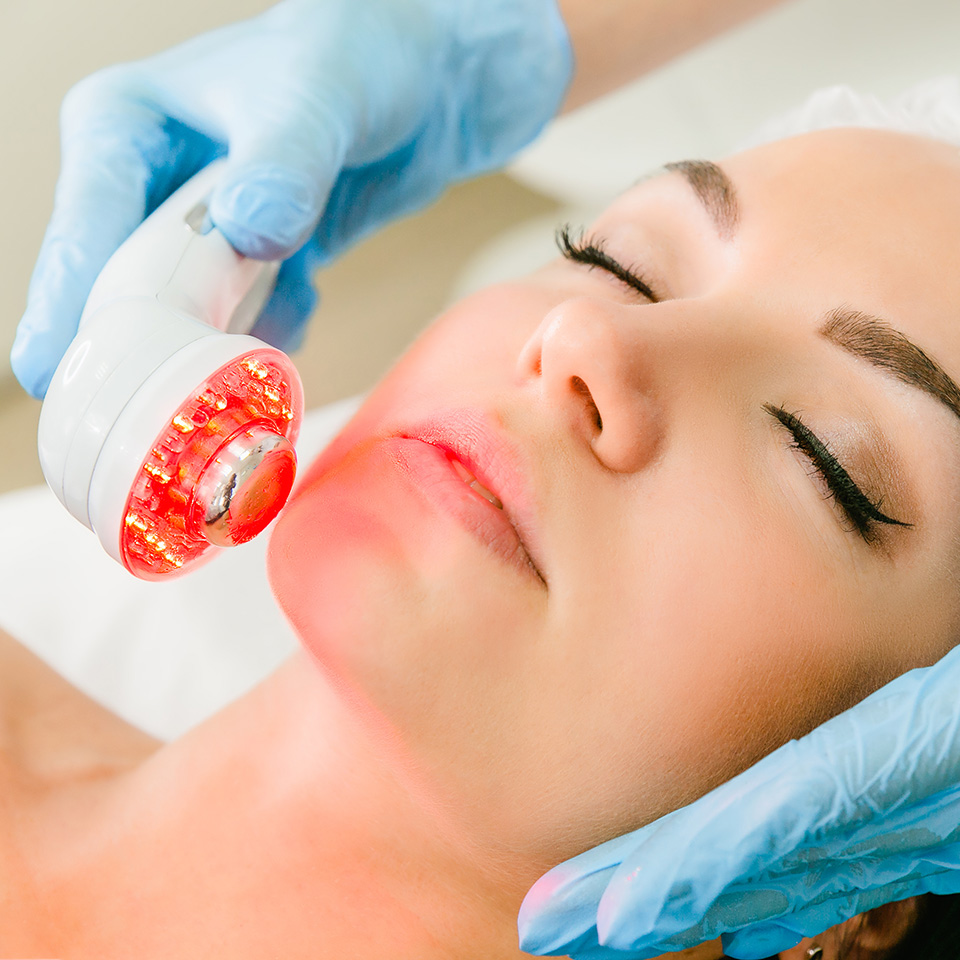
[{"left": 0, "top": 628, "right": 160, "bottom": 786}]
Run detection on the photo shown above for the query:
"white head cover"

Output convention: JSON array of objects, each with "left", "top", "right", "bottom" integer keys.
[{"left": 740, "top": 76, "right": 960, "bottom": 150}]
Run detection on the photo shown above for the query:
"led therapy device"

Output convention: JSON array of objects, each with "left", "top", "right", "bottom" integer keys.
[{"left": 38, "top": 161, "right": 304, "bottom": 580}]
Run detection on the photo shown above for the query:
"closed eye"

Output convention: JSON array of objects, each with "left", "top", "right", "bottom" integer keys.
[
  {"left": 556, "top": 225, "right": 661, "bottom": 303},
  {"left": 764, "top": 403, "right": 912, "bottom": 544}
]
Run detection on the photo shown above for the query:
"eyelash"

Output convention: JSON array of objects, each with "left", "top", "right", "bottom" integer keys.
[
  {"left": 556, "top": 225, "right": 660, "bottom": 302},
  {"left": 764, "top": 404, "right": 911, "bottom": 543}
]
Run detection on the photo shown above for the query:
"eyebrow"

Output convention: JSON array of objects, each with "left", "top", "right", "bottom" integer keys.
[
  {"left": 656, "top": 166, "right": 960, "bottom": 420},
  {"left": 664, "top": 159, "right": 740, "bottom": 240},
  {"left": 821, "top": 307, "right": 960, "bottom": 422}
]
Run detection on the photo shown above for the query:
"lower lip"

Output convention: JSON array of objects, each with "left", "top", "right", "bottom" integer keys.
[{"left": 386, "top": 436, "right": 539, "bottom": 580}]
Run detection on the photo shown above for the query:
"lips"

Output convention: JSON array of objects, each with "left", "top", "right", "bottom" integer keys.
[
  {"left": 396, "top": 411, "right": 545, "bottom": 585},
  {"left": 446, "top": 452, "right": 504, "bottom": 509}
]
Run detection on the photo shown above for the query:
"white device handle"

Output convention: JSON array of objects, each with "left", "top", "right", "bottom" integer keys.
[
  {"left": 39, "top": 159, "right": 303, "bottom": 580},
  {"left": 80, "top": 159, "right": 281, "bottom": 335}
]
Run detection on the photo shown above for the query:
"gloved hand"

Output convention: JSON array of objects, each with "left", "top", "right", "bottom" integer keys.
[
  {"left": 13, "top": 0, "right": 571, "bottom": 398},
  {"left": 518, "top": 643, "right": 960, "bottom": 960}
]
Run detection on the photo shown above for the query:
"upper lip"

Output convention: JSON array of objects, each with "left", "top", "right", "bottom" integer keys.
[{"left": 397, "top": 410, "right": 546, "bottom": 585}]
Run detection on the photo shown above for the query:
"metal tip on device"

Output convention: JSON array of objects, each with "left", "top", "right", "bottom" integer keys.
[{"left": 193, "top": 425, "right": 297, "bottom": 547}]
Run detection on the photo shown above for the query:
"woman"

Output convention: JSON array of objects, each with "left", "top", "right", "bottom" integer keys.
[{"left": 4, "top": 122, "right": 960, "bottom": 958}]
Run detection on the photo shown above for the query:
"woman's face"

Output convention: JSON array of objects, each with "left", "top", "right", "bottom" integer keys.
[{"left": 268, "top": 128, "right": 960, "bottom": 869}]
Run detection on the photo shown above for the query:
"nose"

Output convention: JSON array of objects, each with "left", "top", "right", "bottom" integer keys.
[{"left": 516, "top": 297, "right": 662, "bottom": 473}]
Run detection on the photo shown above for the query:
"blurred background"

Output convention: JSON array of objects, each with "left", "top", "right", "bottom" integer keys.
[{"left": 3, "top": 0, "right": 960, "bottom": 495}]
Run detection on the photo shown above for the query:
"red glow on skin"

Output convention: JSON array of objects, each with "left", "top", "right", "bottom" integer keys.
[
  {"left": 286, "top": 405, "right": 546, "bottom": 585},
  {"left": 268, "top": 428, "right": 543, "bottom": 679},
  {"left": 389, "top": 436, "right": 542, "bottom": 581}
]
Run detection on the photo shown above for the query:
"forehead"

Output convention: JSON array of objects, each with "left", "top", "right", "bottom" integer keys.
[
  {"left": 723, "top": 126, "right": 960, "bottom": 243},
  {"left": 601, "top": 128, "right": 960, "bottom": 383}
]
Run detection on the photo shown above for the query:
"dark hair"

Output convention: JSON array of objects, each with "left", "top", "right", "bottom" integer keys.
[{"left": 882, "top": 894, "right": 960, "bottom": 960}]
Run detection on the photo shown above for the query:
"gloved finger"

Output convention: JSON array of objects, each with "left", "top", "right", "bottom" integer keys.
[
  {"left": 721, "top": 923, "right": 803, "bottom": 960},
  {"left": 13, "top": 56, "right": 233, "bottom": 399},
  {"left": 544, "top": 746, "right": 805, "bottom": 955},
  {"left": 586, "top": 762, "right": 863, "bottom": 956},
  {"left": 208, "top": 118, "right": 350, "bottom": 261},
  {"left": 313, "top": 120, "right": 454, "bottom": 262},
  {"left": 718, "top": 876, "right": 928, "bottom": 960},
  {"left": 719, "top": 842, "right": 960, "bottom": 958},
  {"left": 519, "top": 830, "right": 647, "bottom": 956},
  {"left": 250, "top": 236, "right": 323, "bottom": 352},
  {"left": 13, "top": 68, "right": 180, "bottom": 398}
]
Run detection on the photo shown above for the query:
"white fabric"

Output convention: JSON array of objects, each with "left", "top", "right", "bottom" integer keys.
[
  {"left": 741, "top": 76, "right": 960, "bottom": 149},
  {"left": 0, "top": 395, "right": 362, "bottom": 741}
]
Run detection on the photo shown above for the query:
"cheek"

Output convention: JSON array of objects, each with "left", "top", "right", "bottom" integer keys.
[
  {"left": 363, "top": 281, "right": 554, "bottom": 406},
  {"left": 518, "top": 505, "right": 870, "bottom": 854}
]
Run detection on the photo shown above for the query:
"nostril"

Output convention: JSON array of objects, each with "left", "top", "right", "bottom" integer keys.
[{"left": 571, "top": 376, "right": 602, "bottom": 431}]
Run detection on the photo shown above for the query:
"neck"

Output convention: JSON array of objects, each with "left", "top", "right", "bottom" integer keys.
[{"left": 11, "top": 652, "right": 538, "bottom": 960}]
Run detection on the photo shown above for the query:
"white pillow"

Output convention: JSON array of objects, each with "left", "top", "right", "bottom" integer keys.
[{"left": 0, "top": 395, "right": 362, "bottom": 741}]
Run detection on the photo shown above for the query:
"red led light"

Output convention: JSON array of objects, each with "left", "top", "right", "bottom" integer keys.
[{"left": 120, "top": 349, "right": 302, "bottom": 580}]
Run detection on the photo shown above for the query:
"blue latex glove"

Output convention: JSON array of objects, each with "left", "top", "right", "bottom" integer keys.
[
  {"left": 518, "top": 644, "right": 960, "bottom": 959},
  {"left": 13, "top": 0, "right": 571, "bottom": 398}
]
